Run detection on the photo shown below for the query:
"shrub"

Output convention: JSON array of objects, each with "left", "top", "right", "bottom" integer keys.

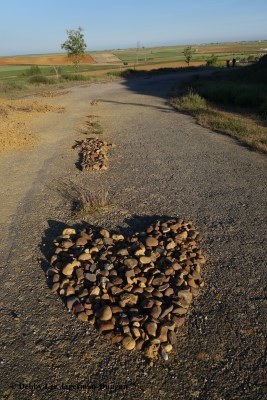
[
  {"left": 1, "top": 81, "right": 24, "bottom": 92},
  {"left": 73, "top": 188, "right": 109, "bottom": 216},
  {"left": 172, "top": 90, "right": 207, "bottom": 112},
  {"left": 61, "top": 73, "right": 91, "bottom": 81},
  {"left": 23, "top": 65, "right": 42, "bottom": 76},
  {"left": 28, "top": 75, "right": 56, "bottom": 84},
  {"left": 105, "top": 70, "right": 124, "bottom": 77},
  {"left": 206, "top": 54, "right": 219, "bottom": 66}
]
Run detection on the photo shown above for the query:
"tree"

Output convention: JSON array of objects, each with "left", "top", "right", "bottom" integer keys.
[
  {"left": 61, "top": 27, "right": 87, "bottom": 70},
  {"left": 206, "top": 53, "right": 218, "bottom": 66},
  {"left": 183, "top": 46, "right": 194, "bottom": 66}
]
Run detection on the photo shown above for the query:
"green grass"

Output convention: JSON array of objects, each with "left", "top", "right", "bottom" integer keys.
[
  {"left": 112, "top": 40, "right": 267, "bottom": 64},
  {"left": 171, "top": 90, "right": 267, "bottom": 153},
  {"left": 184, "top": 56, "right": 267, "bottom": 119},
  {"left": 81, "top": 120, "right": 104, "bottom": 135}
]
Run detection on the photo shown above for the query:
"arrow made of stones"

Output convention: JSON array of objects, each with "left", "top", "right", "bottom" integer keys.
[{"left": 73, "top": 137, "right": 115, "bottom": 171}]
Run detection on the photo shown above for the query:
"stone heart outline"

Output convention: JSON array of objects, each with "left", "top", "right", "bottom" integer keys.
[{"left": 47, "top": 218, "right": 205, "bottom": 360}]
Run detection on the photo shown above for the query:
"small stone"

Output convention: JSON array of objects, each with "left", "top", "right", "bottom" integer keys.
[
  {"left": 142, "top": 299, "right": 154, "bottom": 309},
  {"left": 164, "top": 288, "right": 174, "bottom": 297},
  {"left": 160, "top": 305, "right": 174, "bottom": 319},
  {"left": 119, "top": 293, "right": 138, "bottom": 307},
  {"left": 76, "top": 237, "right": 88, "bottom": 246},
  {"left": 140, "top": 256, "right": 152, "bottom": 264},
  {"left": 110, "top": 277, "right": 123, "bottom": 285},
  {"left": 103, "top": 238, "right": 114, "bottom": 245},
  {"left": 122, "top": 336, "right": 136, "bottom": 350},
  {"left": 111, "top": 334, "right": 124, "bottom": 344},
  {"left": 169, "top": 223, "right": 180, "bottom": 231},
  {"left": 162, "top": 227, "right": 170, "bottom": 233},
  {"left": 99, "top": 305, "right": 112, "bottom": 321},
  {"left": 90, "top": 286, "right": 101, "bottom": 296},
  {"left": 73, "top": 303, "right": 84, "bottom": 314},
  {"left": 145, "top": 343, "right": 159, "bottom": 359},
  {"left": 131, "top": 327, "right": 141, "bottom": 338},
  {"left": 145, "top": 322, "right": 157, "bottom": 337},
  {"left": 110, "top": 286, "right": 124, "bottom": 296},
  {"left": 164, "top": 267, "right": 174, "bottom": 276},
  {"left": 51, "top": 283, "right": 60, "bottom": 293},
  {"left": 134, "top": 248, "right": 146, "bottom": 256},
  {"left": 124, "top": 258, "right": 138, "bottom": 269},
  {"left": 89, "top": 246, "right": 99, "bottom": 254},
  {"left": 50, "top": 255, "right": 58, "bottom": 266},
  {"left": 135, "top": 338, "right": 145, "bottom": 350},
  {"left": 99, "top": 229, "right": 110, "bottom": 238},
  {"left": 172, "top": 307, "right": 187, "bottom": 315},
  {"left": 122, "top": 326, "right": 131, "bottom": 334},
  {"left": 66, "top": 285, "right": 75, "bottom": 296},
  {"left": 146, "top": 226, "right": 154, "bottom": 233},
  {"left": 145, "top": 237, "right": 159, "bottom": 247},
  {"left": 111, "top": 306, "right": 123, "bottom": 313},
  {"left": 125, "top": 270, "right": 135, "bottom": 279},
  {"left": 99, "top": 322, "right": 115, "bottom": 333},
  {"left": 173, "top": 316, "right": 186, "bottom": 327},
  {"left": 85, "top": 273, "right": 97, "bottom": 282},
  {"left": 151, "top": 305, "right": 162, "bottom": 319},
  {"left": 153, "top": 290, "right": 163, "bottom": 298},
  {"left": 117, "top": 249, "right": 129, "bottom": 256},
  {"left": 62, "top": 261, "right": 80, "bottom": 276},
  {"left": 177, "top": 290, "right": 193, "bottom": 307},
  {"left": 167, "top": 331, "right": 177, "bottom": 345},
  {"left": 118, "top": 316, "right": 130, "bottom": 326},
  {"left": 77, "top": 312, "right": 88, "bottom": 322},
  {"left": 175, "top": 231, "right": 188, "bottom": 241},
  {"left": 166, "top": 241, "right": 176, "bottom": 250},
  {"left": 62, "top": 228, "right": 76, "bottom": 235},
  {"left": 88, "top": 316, "right": 95, "bottom": 325},
  {"left": 112, "top": 234, "right": 124, "bottom": 241},
  {"left": 66, "top": 296, "right": 79, "bottom": 310},
  {"left": 158, "top": 283, "right": 169, "bottom": 292},
  {"left": 76, "top": 268, "right": 84, "bottom": 282},
  {"left": 162, "top": 343, "right": 173, "bottom": 353},
  {"left": 172, "top": 262, "right": 182, "bottom": 271},
  {"left": 152, "top": 274, "right": 165, "bottom": 286},
  {"left": 78, "top": 253, "right": 91, "bottom": 261},
  {"left": 157, "top": 325, "right": 168, "bottom": 342},
  {"left": 188, "top": 279, "right": 198, "bottom": 288}
]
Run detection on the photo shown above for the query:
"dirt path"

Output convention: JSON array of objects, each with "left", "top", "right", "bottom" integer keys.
[{"left": 0, "top": 74, "right": 266, "bottom": 400}]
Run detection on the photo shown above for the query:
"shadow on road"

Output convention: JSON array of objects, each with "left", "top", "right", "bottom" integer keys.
[
  {"left": 119, "top": 66, "right": 215, "bottom": 101},
  {"left": 97, "top": 98, "right": 172, "bottom": 112}
]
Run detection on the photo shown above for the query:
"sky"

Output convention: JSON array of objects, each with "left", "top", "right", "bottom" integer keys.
[{"left": 0, "top": 0, "right": 267, "bottom": 56}]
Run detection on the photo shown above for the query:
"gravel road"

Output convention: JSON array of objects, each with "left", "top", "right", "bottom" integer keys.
[{"left": 0, "top": 73, "right": 266, "bottom": 400}]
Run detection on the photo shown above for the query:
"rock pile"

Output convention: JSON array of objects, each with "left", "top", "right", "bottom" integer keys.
[
  {"left": 47, "top": 218, "right": 205, "bottom": 360},
  {"left": 73, "top": 137, "right": 115, "bottom": 171}
]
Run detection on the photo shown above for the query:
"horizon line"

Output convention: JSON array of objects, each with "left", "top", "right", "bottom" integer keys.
[{"left": 1, "top": 38, "right": 267, "bottom": 58}]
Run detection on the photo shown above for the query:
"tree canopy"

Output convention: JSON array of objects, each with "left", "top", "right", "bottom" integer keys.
[{"left": 61, "top": 27, "right": 87, "bottom": 69}]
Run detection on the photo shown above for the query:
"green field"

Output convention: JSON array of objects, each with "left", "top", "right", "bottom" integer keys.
[
  {"left": 0, "top": 40, "right": 266, "bottom": 98},
  {"left": 112, "top": 41, "right": 267, "bottom": 64}
]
